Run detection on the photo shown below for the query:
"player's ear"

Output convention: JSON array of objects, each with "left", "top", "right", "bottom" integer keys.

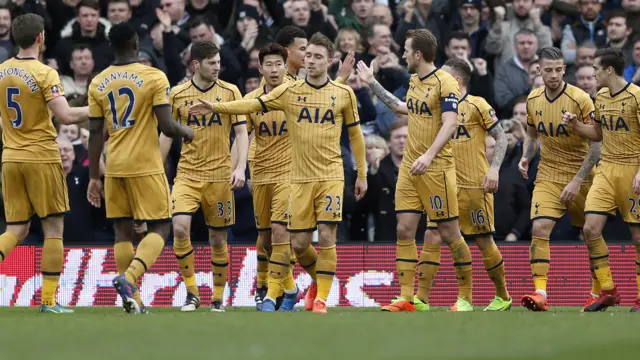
[{"left": 258, "top": 63, "right": 263, "bottom": 76}]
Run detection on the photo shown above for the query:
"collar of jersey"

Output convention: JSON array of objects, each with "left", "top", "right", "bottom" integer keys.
[
  {"left": 305, "top": 76, "right": 329, "bottom": 90},
  {"left": 545, "top": 82, "right": 567, "bottom": 103},
  {"left": 112, "top": 60, "right": 139, "bottom": 66},
  {"left": 14, "top": 56, "right": 36, "bottom": 60},
  {"left": 419, "top": 68, "right": 437, "bottom": 81},
  {"left": 610, "top": 82, "right": 630, "bottom": 98},
  {"left": 459, "top": 93, "right": 469, "bottom": 103},
  {"left": 191, "top": 79, "right": 216, "bottom": 93}
]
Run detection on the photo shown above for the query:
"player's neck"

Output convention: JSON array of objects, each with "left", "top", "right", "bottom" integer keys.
[
  {"left": 264, "top": 80, "right": 283, "bottom": 93},
  {"left": 287, "top": 62, "right": 300, "bottom": 78},
  {"left": 192, "top": 73, "right": 216, "bottom": 89},
  {"left": 416, "top": 62, "right": 436, "bottom": 80},
  {"left": 306, "top": 72, "right": 329, "bottom": 87},
  {"left": 17, "top": 46, "right": 40, "bottom": 60},
  {"left": 545, "top": 81, "right": 565, "bottom": 99},
  {"left": 607, "top": 76, "right": 628, "bottom": 95},
  {"left": 459, "top": 88, "right": 468, "bottom": 98},
  {"left": 114, "top": 53, "right": 138, "bottom": 65}
]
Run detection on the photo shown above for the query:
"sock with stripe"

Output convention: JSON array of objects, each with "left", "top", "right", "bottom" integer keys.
[
  {"left": 256, "top": 236, "right": 268, "bottom": 289},
  {"left": 586, "top": 236, "right": 614, "bottom": 291},
  {"left": 266, "top": 243, "right": 290, "bottom": 299},
  {"left": 174, "top": 237, "right": 198, "bottom": 296},
  {"left": 296, "top": 244, "right": 317, "bottom": 281},
  {"left": 114, "top": 241, "right": 143, "bottom": 305},
  {"left": 315, "top": 245, "right": 337, "bottom": 302},
  {"left": 530, "top": 236, "right": 550, "bottom": 294},
  {"left": 125, "top": 232, "right": 165, "bottom": 284},
  {"left": 481, "top": 240, "right": 509, "bottom": 301},
  {"left": 589, "top": 268, "right": 601, "bottom": 296},
  {"left": 282, "top": 244, "right": 297, "bottom": 292},
  {"left": 449, "top": 238, "right": 473, "bottom": 303},
  {"left": 41, "top": 238, "right": 64, "bottom": 307},
  {"left": 0, "top": 232, "right": 21, "bottom": 265},
  {"left": 396, "top": 239, "right": 418, "bottom": 302},
  {"left": 636, "top": 245, "right": 640, "bottom": 299},
  {"left": 211, "top": 244, "right": 229, "bottom": 302},
  {"left": 417, "top": 243, "right": 441, "bottom": 304}
]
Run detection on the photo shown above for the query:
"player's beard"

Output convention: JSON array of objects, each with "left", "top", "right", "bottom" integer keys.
[{"left": 407, "top": 61, "right": 416, "bottom": 74}]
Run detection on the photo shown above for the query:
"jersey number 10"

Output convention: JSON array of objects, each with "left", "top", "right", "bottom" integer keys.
[{"left": 108, "top": 87, "right": 136, "bottom": 130}]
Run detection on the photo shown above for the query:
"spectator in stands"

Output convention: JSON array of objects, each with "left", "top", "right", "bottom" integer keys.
[
  {"left": 485, "top": 0, "right": 552, "bottom": 70},
  {"left": 346, "top": 71, "right": 376, "bottom": 124},
  {"left": 54, "top": 0, "right": 113, "bottom": 75},
  {"left": 60, "top": 44, "right": 94, "bottom": 98},
  {"left": 452, "top": 0, "right": 489, "bottom": 60},
  {"left": 531, "top": 74, "right": 544, "bottom": 89},
  {"left": 159, "top": 0, "right": 192, "bottom": 49},
  {"left": 331, "top": 0, "right": 375, "bottom": 32},
  {"left": 285, "top": 0, "right": 337, "bottom": 39},
  {"left": 371, "top": 3, "right": 394, "bottom": 28},
  {"left": 565, "top": 41, "right": 597, "bottom": 84},
  {"left": 445, "top": 31, "right": 494, "bottom": 105},
  {"left": 128, "top": 0, "right": 160, "bottom": 36},
  {"left": 362, "top": 22, "right": 409, "bottom": 94},
  {"left": 334, "top": 27, "right": 364, "bottom": 59},
  {"left": 492, "top": 119, "right": 531, "bottom": 241},
  {"left": 0, "top": 5, "right": 12, "bottom": 63},
  {"left": 561, "top": 0, "right": 607, "bottom": 65},
  {"left": 622, "top": 0, "right": 640, "bottom": 34},
  {"left": 187, "top": 0, "right": 219, "bottom": 28},
  {"left": 106, "top": 0, "right": 131, "bottom": 25},
  {"left": 605, "top": 10, "right": 634, "bottom": 66},
  {"left": 624, "top": 38, "right": 640, "bottom": 84},
  {"left": 511, "top": 96, "right": 528, "bottom": 133},
  {"left": 394, "top": 0, "right": 449, "bottom": 64},
  {"left": 575, "top": 64, "right": 598, "bottom": 99},
  {"left": 244, "top": 68, "right": 261, "bottom": 94},
  {"left": 494, "top": 28, "right": 539, "bottom": 113}
]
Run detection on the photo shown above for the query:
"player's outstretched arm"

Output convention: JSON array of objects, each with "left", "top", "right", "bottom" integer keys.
[
  {"left": 189, "top": 98, "right": 265, "bottom": 116},
  {"left": 562, "top": 111, "right": 603, "bottom": 142},
  {"left": 48, "top": 97, "right": 89, "bottom": 124},
  {"left": 155, "top": 106, "right": 193, "bottom": 142},
  {"left": 483, "top": 123, "right": 508, "bottom": 193},
  {"left": 230, "top": 124, "right": 249, "bottom": 190},
  {"left": 356, "top": 60, "right": 408, "bottom": 115}
]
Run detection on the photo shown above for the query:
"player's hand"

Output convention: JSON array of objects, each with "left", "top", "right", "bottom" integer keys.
[
  {"left": 518, "top": 157, "right": 530, "bottom": 180},
  {"left": 337, "top": 51, "right": 356, "bottom": 81},
  {"left": 633, "top": 171, "right": 640, "bottom": 195},
  {"left": 482, "top": 167, "right": 499, "bottom": 193},
  {"left": 133, "top": 222, "right": 147, "bottom": 234},
  {"left": 410, "top": 154, "right": 432, "bottom": 176},
  {"left": 560, "top": 179, "right": 580, "bottom": 206},
  {"left": 356, "top": 60, "right": 376, "bottom": 85},
  {"left": 562, "top": 111, "right": 577, "bottom": 129},
  {"left": 230, "top": 168, "right": 246, "bottom": 190},
  {"left": 355, "top": 178, "right": 368, "bottom": 201},
  {"left": 189, "top": 98, "right": 214, "bottom": 116},
  {"left": 182, "top": 125, "right": 194, "bottom": 143},
  {"left": 505, "top": 232, "right": 518, "bottom": 242},
  {"left": 87, "top": 178, "right": 104, "bottom": 208}
]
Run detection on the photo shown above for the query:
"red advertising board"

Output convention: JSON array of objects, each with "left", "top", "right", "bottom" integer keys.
[{"left": 0, "top": 244, "right": 637, "bottom": 307}]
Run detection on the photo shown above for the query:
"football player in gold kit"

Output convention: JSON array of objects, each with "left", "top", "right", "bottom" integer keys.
[
  {"left": 357, "top": 29, "right": 475, "bottom": 312},
  {"left": 518, "top": 47, "right": 599, "bottom": 312},
  {"left": 0, "top": 14, "right": 89, "bottom": 313},
  {"left": 189, "top": 33, "right": 367, "bottom": 314},
  {"left": 86, "top": 23, "right": 193, "bottom": 314},
  {"left": 160, "top": 41, "right": 248, "bottom": 313},
  {"left": 563, "top": 48, "right": 640, "bottom": 312}
]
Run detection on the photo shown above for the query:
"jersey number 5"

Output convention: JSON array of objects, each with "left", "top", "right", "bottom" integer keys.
[
  {"left": 107, "top": 87, "right": 136, "bottom": 130},
  {"left": 6, "top": 87, "right": 23, "bottom": 129}
]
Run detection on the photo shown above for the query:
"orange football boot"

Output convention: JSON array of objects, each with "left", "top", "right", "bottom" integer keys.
[
  {"left": 581, "top": 294, "right": 603, "bottom": 312},
  {"left": 312, "top": 299, "right": 327, "bottom": 314},
  {"left": 521, "top": 292, "right": 548, "bottom": 311},
  {"left": 583, "top": 287, "right": 621, "bottom": 312},
  {"left": 630, "top": 299, "right": 640, "bottom": 312},
  {"left": 304, "top": 282, "right": 317, "bottom": 311},
  {"left": 381, "top": 298, "right": 416, "bottom": 312}
]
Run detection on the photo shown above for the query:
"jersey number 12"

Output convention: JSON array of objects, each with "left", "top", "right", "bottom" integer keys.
[{"left": 108, "top": 87, "right": 136, "bottom": 130}]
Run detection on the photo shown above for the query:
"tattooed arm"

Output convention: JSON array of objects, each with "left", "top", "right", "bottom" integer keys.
[
  {"left": 518, "top": 124, "right": 539, "bottom": 180},
  {"left": 573, "top": 140, "right": 601, "bottom": 182},
  {"left": 356, "top": 60, "right": 408, "bottom": 115},
  {"left": 488, "top": 123, "right": 508, "bottom": 169}
]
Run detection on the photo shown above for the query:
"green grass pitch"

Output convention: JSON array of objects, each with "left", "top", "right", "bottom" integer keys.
[{"left": 0, "top": 306, "right": 638, "bottom": 360}]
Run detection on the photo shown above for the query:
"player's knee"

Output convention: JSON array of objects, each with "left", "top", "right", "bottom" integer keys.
[
  {"left": 208, "top": 230, "right": 227, "bottom": 248},
  {"left": 172, "top": 218, "right": 190, "bottom": 239},
  {"left": 5, "top": 224, "right": 29, "bottom": 243},
  {"left": 423, "top": 229, "right": 441, "bottom": 245},
  {"left": 147, "top": 222, "right": 171, "bottom": 240},
  {"left": 396, "top": 221, "right": 416, "bottom": 241},
  {"left": 291, "top": 238, "right": 309, "bottom": 256},
  {"left": 475, "top": 235, "right": 494, "bottom": 251},
  {"left": 436, "top": 221, "right": 462, "bottom": 244},
  {"left": 582, "top": 223, "right": 602, "bottom": 241},
  {"left": 41, "top": 216, "right": 64, "bottom": 239},
  {"left": 531, "top": 220, "right": 552, "bottom": 238},
  {"left": 630, "top": 228, "right": 640, "bottom": 245},
  {"left": 270, "top": 225, "right": 288, "bottom": 245}
]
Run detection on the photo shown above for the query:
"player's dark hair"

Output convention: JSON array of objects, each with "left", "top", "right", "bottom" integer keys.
[
  {"left": 405, "top": 29, "right": 437, "bottom": 62},
  {"left": 187, "top": 15, "right": 212, "bottom": 31},
  {"left": 308, "top": 32, "right": 334, "bottom": 57},
  {"left": 538, "top": 47, "right": 564, "bottom": 62},
  {"left": 594, "top": 47, "right": 626, "bottom": 76},
  {"left": 190, "top": 41, "right": 219, "bottom": 63},
  {"left": 275, "top": 25, "right": 307, "bottom": 48},
  {"left": 108, "top": 22, "right": 139, "bottom": 54},
  {"left": 107, "top": 0, "right": 131, "bottom": 9},
  {"left": 78, "top": 0, "right": 101, "bottom": 12},
  {"left": 606, "top": 9, "right": 627, "bottom": 24},
  {"left": 447, "top": 31, "right": 470, "bottom": 47},
  {"left": 444, "top": 58, "right": 472, "bottom": 86},
  {"left": 259, "top": 43, "right": 288, "bottom": 65},
  {"left": 11, "top": 13, "right": 45, "bottom": 49}
]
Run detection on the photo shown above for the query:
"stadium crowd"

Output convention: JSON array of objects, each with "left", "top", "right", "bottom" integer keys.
[{"left": 0, "top": 0, "right": 635, "bottom": 244}]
